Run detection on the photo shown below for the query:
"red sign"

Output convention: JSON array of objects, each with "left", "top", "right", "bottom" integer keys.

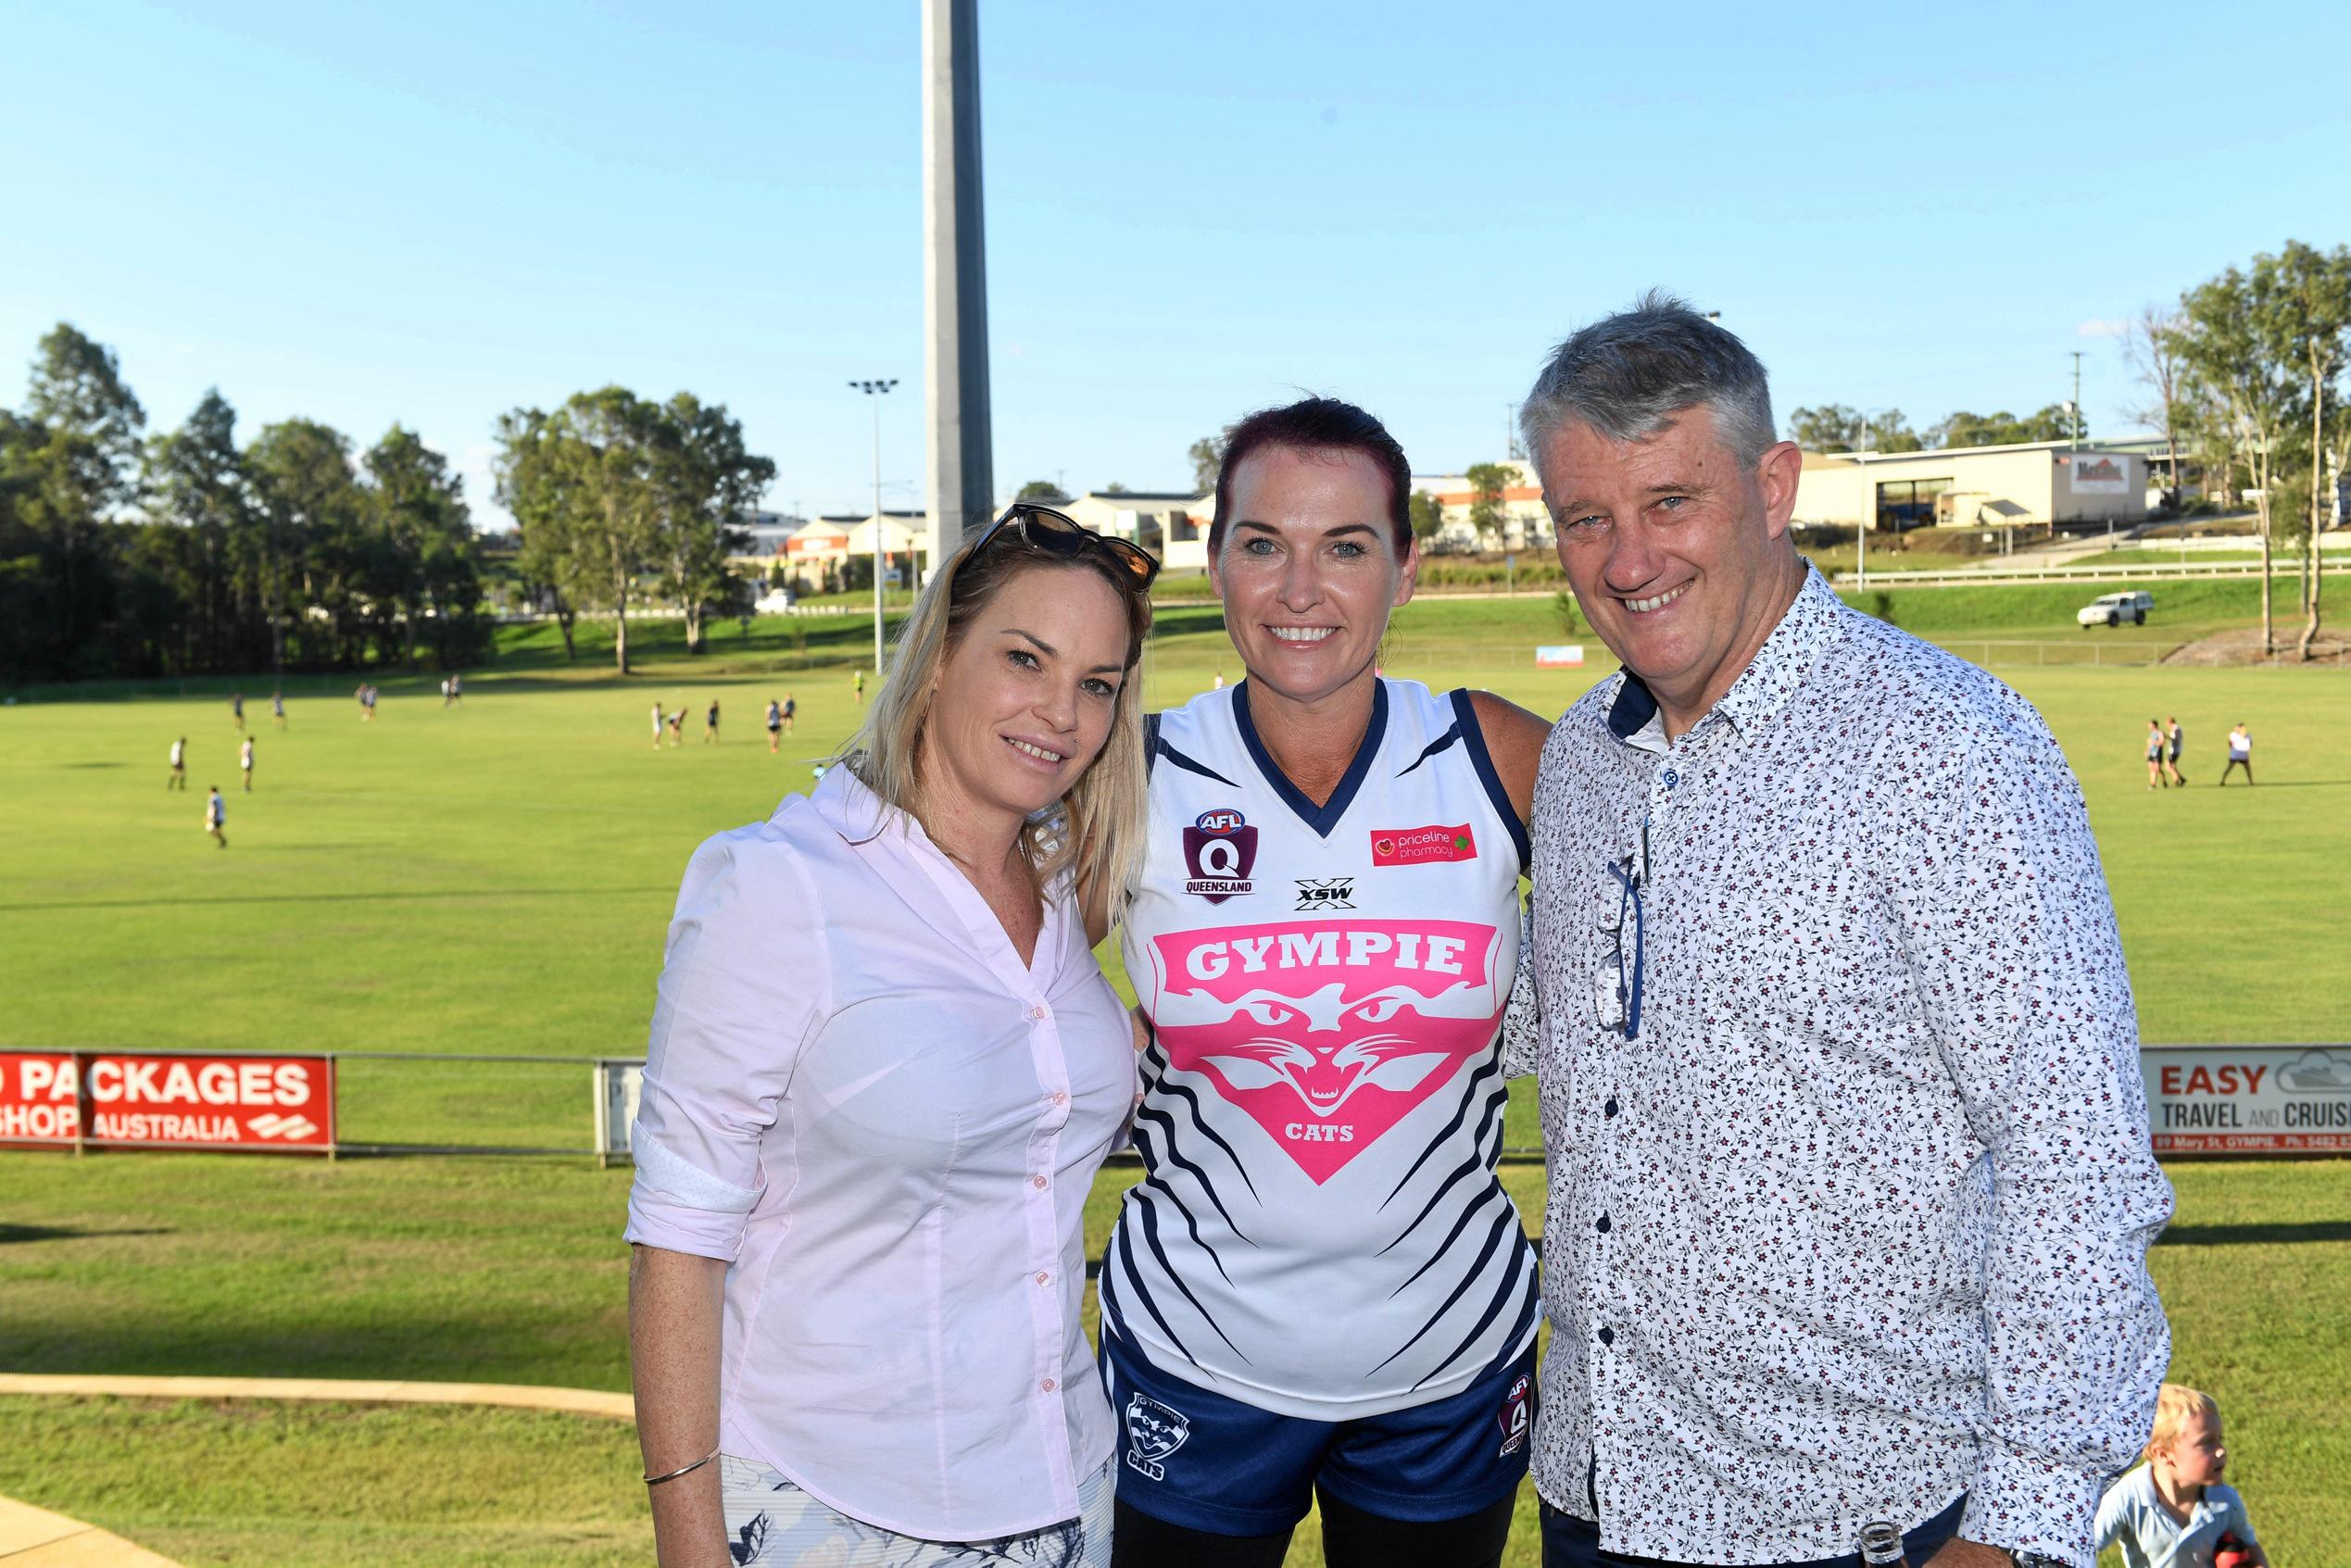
[
  {"left": 0, "top": 1050, "right": 334, "bottom": 1152},
  {"left": 1370, "top": 824, "right": 1478, "bottom": 868}
]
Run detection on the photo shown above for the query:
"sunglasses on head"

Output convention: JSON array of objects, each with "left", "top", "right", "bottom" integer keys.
[{"left": 974, "top": 502, "right": 1160, "bottom": 591}]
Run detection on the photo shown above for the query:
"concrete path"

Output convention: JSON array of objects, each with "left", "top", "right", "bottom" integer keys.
[
  {"left": 0, "top": 1373, "right": 633, "bottom": 1422},
  {"left": 0, "top": 1374, "right": 637, "bottom": 1564},
  {"left": 0, "top": 1494, "right": 180, "bottom": 1565}
]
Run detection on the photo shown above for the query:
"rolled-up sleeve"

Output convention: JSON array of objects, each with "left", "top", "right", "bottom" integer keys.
[
  {"left": 624, "top": 827, "right": 829, "bottom": 1262},
  {"left": 1883, "top": 701, "right": 2173, "bottom": 1565}
]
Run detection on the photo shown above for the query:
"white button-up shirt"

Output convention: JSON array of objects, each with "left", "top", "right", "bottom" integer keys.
[
  {"left": 1521, "top": 568, "right": 2173, "bottom": 1566},
  {"left": 623, "top": 767, "right": 1135, "bottom": 1540}
]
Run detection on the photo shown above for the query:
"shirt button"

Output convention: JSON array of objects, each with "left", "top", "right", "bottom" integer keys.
[
  {"left": 1662, "top": 768, "right": 1679, "bottom": 788},
  {"left": 1030, "top": 1175, "right": 1049, "bottom": 1189},
  {"left": 1049, "top": 1090, "right": 1067, "bottom": 1105},
  {"left": 1027, "top": 1003, "right": 1050, "bottom": 1022},
  {"left": 1597, "top": 1325, "right": 1615, "bottom": 1347},
  {"left": 1603, "top": 1097, "right": 1618, "bottom": 1119},
  {"left": 1035, "top": 1271, "right": 1050, "bottom": 1286},
  {"left": 1040, "top": 1378, "right": 1057, "bottom": 1392},
  {"left": 1596, "top": 1213, "right": 1612, "bottom": 1234}
]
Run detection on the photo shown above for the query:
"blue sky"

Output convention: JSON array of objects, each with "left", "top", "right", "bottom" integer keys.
[{"left": 5, "top": 1, "right": 2345, "bottom": 526}]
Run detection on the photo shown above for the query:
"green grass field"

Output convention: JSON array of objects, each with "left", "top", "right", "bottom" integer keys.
[{"left": 4, "top": 592, "right": 2348, "bottom": 1564}]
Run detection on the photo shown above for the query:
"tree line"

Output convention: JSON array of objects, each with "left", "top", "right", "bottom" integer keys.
[
  {"left": 1, "top": 324, "right": 486, "bottom": 684},
  {"left": 1782, "top": 405, "right": 2084, "bottom": 455}
]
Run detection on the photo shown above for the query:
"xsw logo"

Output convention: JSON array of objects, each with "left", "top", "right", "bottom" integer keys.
[
  {"left": 1293, "top": 877, "right": 1354, "bottom": 911},
  {"left": 1124, "top": 1393, "right": 1190, "bottom": 1480}
]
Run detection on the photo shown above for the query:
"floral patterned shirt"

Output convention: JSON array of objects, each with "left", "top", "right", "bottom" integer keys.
[{"left": 1518, "top": 568, "right": 2173, "bottom": 1566}]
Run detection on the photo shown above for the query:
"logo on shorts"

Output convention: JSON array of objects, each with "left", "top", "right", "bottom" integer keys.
[
  {"left": 1124, "top": 1393, "right": 1191, "bottom": 1480},
  {"left": 1293, "top": 877, "right": 1354, "bottom": 911},
  {"left": 1182, "top": 809, "right": 1257, "bottom": 902},
  {"left": 1371, "top": 824, "right": 1477, "bottom": 867},
  {"left": 1497, "top": 1373, "right": 1532, "bottom": 1457}
]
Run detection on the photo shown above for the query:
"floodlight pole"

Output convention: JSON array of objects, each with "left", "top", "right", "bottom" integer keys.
[{"left": 850, "top": 379, "right": 898, "bottom": 677}]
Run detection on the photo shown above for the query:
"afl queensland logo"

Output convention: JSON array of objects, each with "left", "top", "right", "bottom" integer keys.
[
  {"left": 1124, "top": 1393, "right": 1191, "bottom": 1480},
  {"left": 1182, "top": 808, "right": 1257, "bottom": 902}
]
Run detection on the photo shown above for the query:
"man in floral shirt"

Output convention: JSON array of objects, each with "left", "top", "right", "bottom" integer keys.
[{"left": 1510, "top": 295, "right": 2172, "bottom": 1568}]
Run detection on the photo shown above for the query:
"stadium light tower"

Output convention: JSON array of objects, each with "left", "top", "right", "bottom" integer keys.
[{"left": 849, "top": 379, "right": 899, "bottom": 676}]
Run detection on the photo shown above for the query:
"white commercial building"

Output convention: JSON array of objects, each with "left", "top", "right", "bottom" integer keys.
[{"left": 1792, "top": 441, "right": 2149, "bottom": 532}]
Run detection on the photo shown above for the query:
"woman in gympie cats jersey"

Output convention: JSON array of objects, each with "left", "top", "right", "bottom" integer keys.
[
  {"left": 626, "top": 506, "right": 1158, "bottom": 1568},
  {"left": 1101, "top": 398, "right": 1552, "bottom": 1568}
]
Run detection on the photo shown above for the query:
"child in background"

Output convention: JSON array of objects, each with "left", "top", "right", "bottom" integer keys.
[{"left": 2096, "top": 1383, "right": 2266, "bottom": 1568}]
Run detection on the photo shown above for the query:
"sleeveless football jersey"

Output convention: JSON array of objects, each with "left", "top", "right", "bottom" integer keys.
[{"left": 1101, "top": 678, "right": 1540, "bottom": 1420}]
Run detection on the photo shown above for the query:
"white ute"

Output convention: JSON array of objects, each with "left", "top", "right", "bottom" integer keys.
[{"left": 2078, "top": 591, "right": 2152, "bottom": 628}]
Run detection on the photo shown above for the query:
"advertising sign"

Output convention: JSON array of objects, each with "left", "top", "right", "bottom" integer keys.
[
  {"left": 2069, "top": 454, "right": 2131, "bottom": 495},
  {"left": 0, "top": 1049, "right": 334, "bottom": 1152},
  {"left": 594, "top": 1058, "right": 645, "bottom": 1166},
  {"left": 1536, "top": 645, "right": 1586, "bottom": 669},
  {"left": 2142, "top": 1045, "right": 2351, "bottom": 1155}
]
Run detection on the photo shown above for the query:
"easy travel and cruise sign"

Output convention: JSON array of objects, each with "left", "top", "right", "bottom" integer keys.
[
  {"left": 0, "top": 1049, "right": 335, "bottom": 1152},
  {"left": 2141, "top": 1045, "right": 2351, "bottom": 1155}
]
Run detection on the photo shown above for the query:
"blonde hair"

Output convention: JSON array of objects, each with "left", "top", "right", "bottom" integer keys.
[
  {"left": 839, "top": 528, "right": 1152, "bottom": 914},
  {"left": 2145, "top": 1383, "right": 2219, "bottom": 1461}
]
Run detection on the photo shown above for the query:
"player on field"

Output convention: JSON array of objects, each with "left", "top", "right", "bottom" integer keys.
[
  {"left": 169, "top": 736, "right": 188, "bottom": 790},
  {"left": 765, "top": 696, "right": 784, "bottom": 753},
  {"left": 240, "top": 736, "right": 255, "bottom": 792},
  {"left": 651, "top": 699, "right": 666, "bottom": 751},
  {"left": 230, "top": 691, "right": 245, "bottom": 731},
  {"left": 853, "top": 668, "right": 865, "bottom": 705},
  {"left": 1102, "top": 399, "right": 1550, "bottom": 1568},
  {"left": 703, "top": 697, "right": 721, "bottom": 745},
  {"left": 205, "top": 786, "right": 227, "bottom": 847},
  {"left": 271, "top": 690, "right": 286, "bottom": 729},
  {"left": 783, "top": 690, "right": 797, "bottom": 734}
]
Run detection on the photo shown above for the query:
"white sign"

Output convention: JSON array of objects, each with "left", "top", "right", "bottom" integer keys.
[
  {"left": 2070, "top": 454, "right": 2131, "bottom": 495},
  {"left": 593, "top": 1059, "right": 645, "bottom": 1165},
  {"left": 1536, "top": 645, "right": 1586, "bottom": 669},
  {"left": 2141, "top": 1045, "right": 2351, "bottom": 1155}
]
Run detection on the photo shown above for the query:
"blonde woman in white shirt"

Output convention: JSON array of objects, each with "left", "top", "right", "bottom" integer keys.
[{"left": 627, "top": 504, "right": 1158, "bottom": 1568}]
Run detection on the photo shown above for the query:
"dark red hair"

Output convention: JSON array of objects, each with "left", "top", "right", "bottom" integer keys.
[{"left": 1208, "top": 396, "right": 1412, "bottom": 557}]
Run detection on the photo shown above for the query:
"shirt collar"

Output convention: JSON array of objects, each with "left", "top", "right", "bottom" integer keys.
[
  {"left": 800, "top": 760, "right": 911, "bottom": 846},
  {"left": 1603, "top": 565, "right": 1845, "bottom": 748}
]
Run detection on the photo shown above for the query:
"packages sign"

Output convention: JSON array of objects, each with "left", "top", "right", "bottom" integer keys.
[
  {"left": 2142, "top": 1046, "right": 2351, "bottom": 1155},
  {"left": 1536, "top": 645, "right": 1586, "bottom": 669},
  {"left": 0, "top": 1050, "right": 334, "bottom": 1152}
]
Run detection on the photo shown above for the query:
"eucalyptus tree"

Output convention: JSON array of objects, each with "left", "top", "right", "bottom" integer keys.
[
  {"left": 654, "top": 393, "right": 773, "bottom": 656},
  {"left": 493, "top": 387, "right": 666, "bottom": 673},
  {"left": 2264, "top": 242, "right": 2350, "bottom": 659},
  {"left": 2170, "top": 264, "right": 2304, "bottom": 656}
]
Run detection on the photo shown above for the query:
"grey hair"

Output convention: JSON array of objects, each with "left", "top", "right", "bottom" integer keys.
[{"left": 1517, "top": 290, "right": 1778, "bottom": 483}]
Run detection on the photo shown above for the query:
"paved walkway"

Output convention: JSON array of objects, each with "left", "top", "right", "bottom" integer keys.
[
  {"left": 0, "top": 1374, "right": 636, "bottom": 1564},
  {"left": 0, "top": 1494, "right": 179, "bottom": 1565}
]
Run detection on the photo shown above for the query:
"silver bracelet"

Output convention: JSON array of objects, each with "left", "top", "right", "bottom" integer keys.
[{"left": 643, "top": 1446, "right": 720, "bottom": 1486}]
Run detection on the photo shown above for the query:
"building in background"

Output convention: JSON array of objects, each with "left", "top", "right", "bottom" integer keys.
[
  {"left": 1792, "top": 441, "right": 2149, "bottom": 533},
  {"left": 1053, "top": 489, "right": 1212, "bottom": 572},
  {"left": 1412, "top": 462, "right": 1547, "bottom": 553}
]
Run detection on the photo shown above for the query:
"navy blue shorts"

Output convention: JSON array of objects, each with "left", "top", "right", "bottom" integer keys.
[{"left": 1100, "top": 1330, "right": 1537, "bottom": 1537}]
